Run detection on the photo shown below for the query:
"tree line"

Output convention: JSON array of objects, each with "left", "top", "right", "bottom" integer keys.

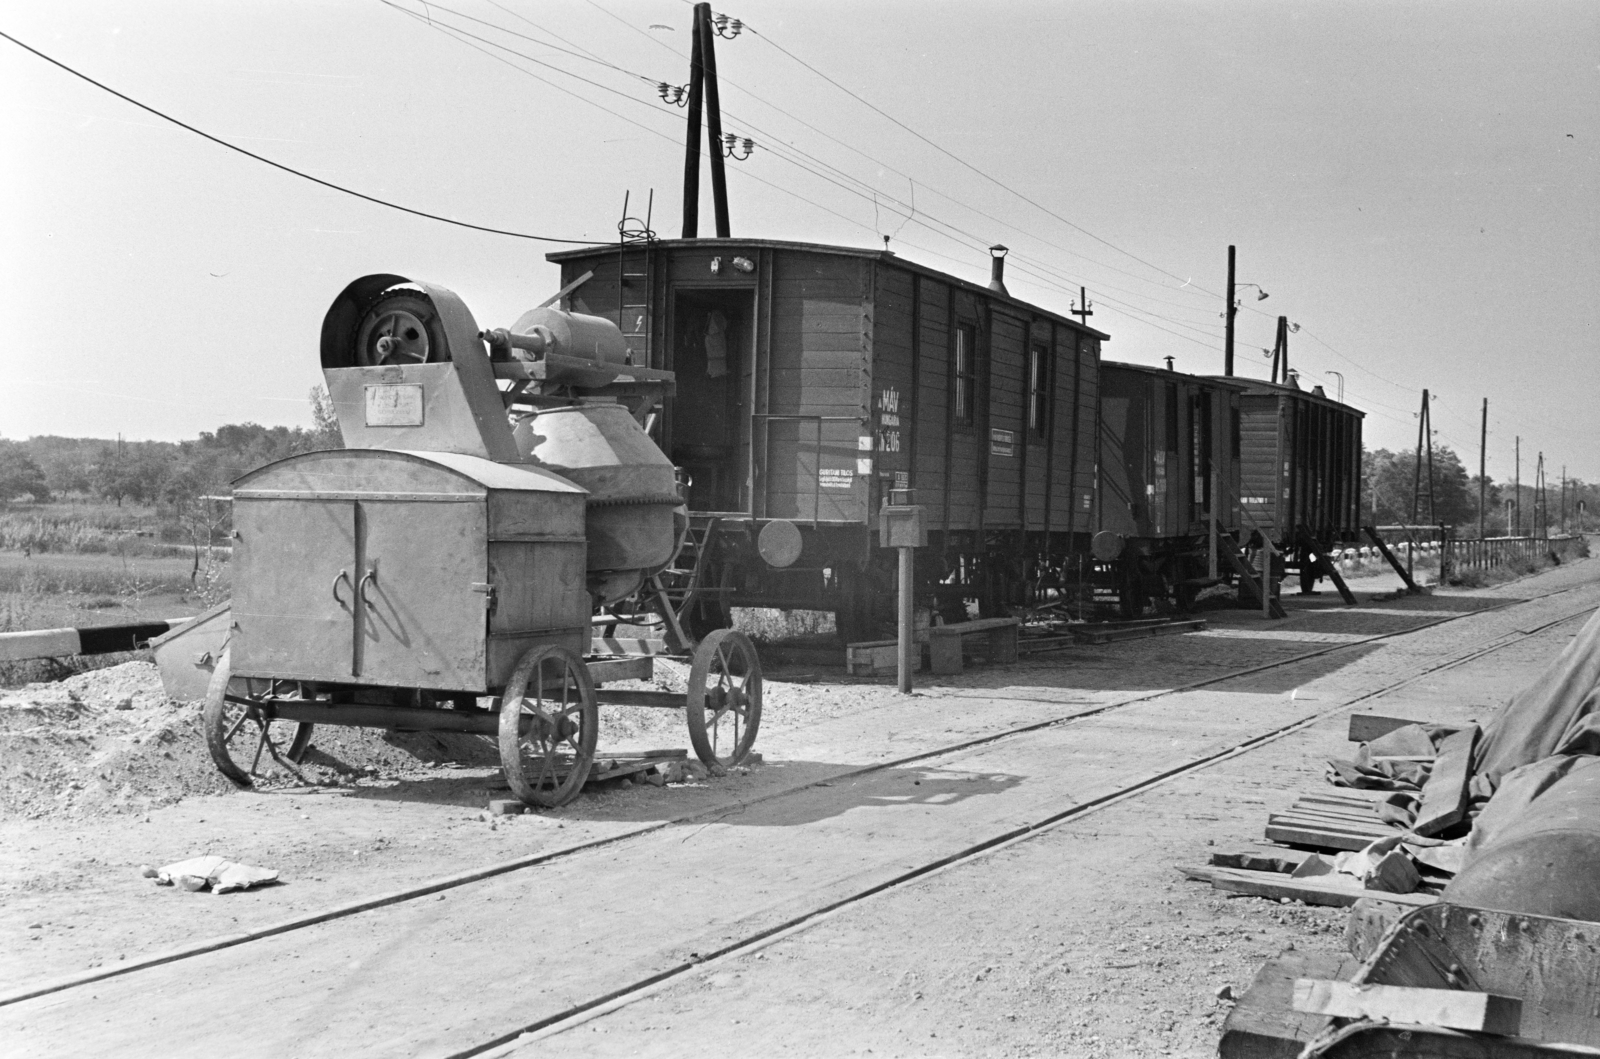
[
  {"left": 0, "top": 386, "right": 341, "bottom": 509},
  {"left": 1, "top": 403, "right": 1594, "bottom": 538}
]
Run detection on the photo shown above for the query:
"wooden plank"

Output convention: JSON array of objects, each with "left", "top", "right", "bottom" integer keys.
[
  {"left": 585, "top": 656, "right": 653, "bottom": 683},
  {"left": 1263, "top": 824, "right": 1387, "bottom": 852},
  {"left": 1348, "top": 713, "right": 1423, "bottom": 742},
  {"left": 1412, "top": 725, "right": 1479, "bottom": 837},
  {"left": 1177, "top": 864, "right": 1436, "bottom": 908},
  {"left": 1273, "top": 809, "right": 1388, "bottom": 831},
  {"left": 593, "top": 689, "right": 685, "bottom": 709},
  {"left": 1220, "top": 950, "right": 1357, "bottom": 1059},
  {"left": 1364, "top": 525, "right": 1421, "bottom": 593},
  {"left": 1267, "top": 815, "right": 1400, "bottom": 839},
  {"left": 1210, "top": 851, "right": 1306, "bottom": 873},
  {"left": 1292, "top": 980, "right": 1522, "bottom": 1036}
]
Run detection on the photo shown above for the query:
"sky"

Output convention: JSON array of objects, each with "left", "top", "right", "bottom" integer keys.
[{"left": 2, "top": 0, "right": 1596, "bottom": 483}]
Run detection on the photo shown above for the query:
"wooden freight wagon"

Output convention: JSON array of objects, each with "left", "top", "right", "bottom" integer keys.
[
  {"left": 1096, "top": 362, "right": 1245, "bottom": 614},
  {"left": 547, "top": 238, "right": 1106, "bottom": 638},
  {"left": 1225, "top": 378, "right": 1364, "bottom": 586}
]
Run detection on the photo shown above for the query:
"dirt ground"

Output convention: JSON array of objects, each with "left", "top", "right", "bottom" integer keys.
[{"left": 0, "top": 554, "right": 1594, "bottom": 1057}]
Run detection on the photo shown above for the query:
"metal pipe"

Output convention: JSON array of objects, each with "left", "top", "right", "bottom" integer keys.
[
  {"left": 898, "top": 544, "right": 915, "bottom": 693},
  {"left": 270, "top": 701, "right": 500, "bottom": 735}
]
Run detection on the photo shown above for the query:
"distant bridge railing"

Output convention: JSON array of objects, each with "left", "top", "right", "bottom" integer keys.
[{"left": 1442, "top": 533, "right": 1581, "bottom": 577}]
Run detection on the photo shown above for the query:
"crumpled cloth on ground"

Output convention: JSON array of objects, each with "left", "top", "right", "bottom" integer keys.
[
  {"left": 1326, "top": 721, "right": 1465, "bottom": 792},
  {"left": 141, "top": 855, "right": 279, "bottom": 893},
  {"left": 1290, "top": 835, "right": 1423, "bottom": 894}
]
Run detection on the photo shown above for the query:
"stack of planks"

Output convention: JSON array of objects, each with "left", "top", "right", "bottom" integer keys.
[{"left": 1263, "top": 788, "right": 1407, "bottom": 852}]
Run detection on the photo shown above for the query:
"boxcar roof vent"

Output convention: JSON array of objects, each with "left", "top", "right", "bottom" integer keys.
[{"left": 988, "top": 244, "right": 1009, "bottom": 296}]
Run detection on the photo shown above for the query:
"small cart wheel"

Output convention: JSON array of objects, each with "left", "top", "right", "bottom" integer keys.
[
  {"left": 202, "top": 650, "right": 315, "bottom": 788},
  {"left": 498, "top": 644, "right": 598, "bottom": 809},
  {"left": 686, "top": 629, "right": 762, "bottom": 768}
]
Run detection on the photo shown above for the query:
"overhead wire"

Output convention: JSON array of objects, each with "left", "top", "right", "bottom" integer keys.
[
  {"left": 739, "top": 16, "right": 1224, "bottom": 299},
  {"left": 0, "top": 27, "right": 599, "bottom": 244},
  {"left": 382, "top": 0, "right": 1233, "bottom": 344}
]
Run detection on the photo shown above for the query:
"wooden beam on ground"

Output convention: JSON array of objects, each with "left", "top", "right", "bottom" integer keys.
[
  {"left": 1411, "top": 725, "right": 1480, "bottom": 837},
  {"left": 1176, "top": 864, "right": 1436, "bottom": 908},
  {"left": 1292, "top": 980, "right": 1522, "bottom": 1036},
  {"left": 1263, "top": 823, "right": 1395, "bottom": 852},
  {"left": 1348, "top": 713, "right": 1421, "bottom": 742},
  {"left": 1220, "top": 949, "right": 1360, "bottom": 1059},
  {"left": 1364, "top": 525, "right": 1422, "bottom": 594}
]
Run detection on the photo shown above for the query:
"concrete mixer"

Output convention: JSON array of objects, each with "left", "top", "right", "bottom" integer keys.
[{"left": 167, "top": 274, "right": 762, "bottom": 808}]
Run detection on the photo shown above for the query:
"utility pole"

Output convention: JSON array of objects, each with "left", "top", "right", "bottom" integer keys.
[
  {"left": 1478, "top": 398, "right": 1487, "bottom": 539},
  {"left": 697, "top": 2, "right": 730, "bottom": 237},
  {"left": 1224, "top": 245, "right": 1236, "bottom": 377},
  {"left": 1270, "top": 316, "right": 1288, "bottom": 384},
  {"left": 1561, "top": 465, "right": 1567, "bottom": 534},
  {"left": 1536, "top": 453, "right": 1546, "bottom": 538},
  {"left": 1514, "top": 436, "right": 1521, "bottom": 536},
  {"left": 1411, "top": 389, "right": 1430, "bottom": 524},
  {"left": 1071, "top": 287, "right": 1094, "bottom": 326},
  {"left": 680, "top": 5, "right": 706, "bottom": 238}
]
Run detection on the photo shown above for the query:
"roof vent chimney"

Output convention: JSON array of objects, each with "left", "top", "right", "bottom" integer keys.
[{"left": 988, "top": 244, "right": 1009, "bottom": 296}]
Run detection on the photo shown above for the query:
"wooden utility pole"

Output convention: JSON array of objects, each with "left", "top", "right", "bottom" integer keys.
[
  {"left": 1536, "top": 453, "right": 1546, "bottom": 538},
  {"left": 680, "top": 5, "right": 706, "bottom": 238},
  {"left": 1561, "top": 465, "right": 1567, "bottom": 534},
  {"left": 1270, "top": 316, "right": 1288, "bottom": 384},
  {"left": 1411, "top": 389, "right": 1432, "bottom": 524},
  {"left": 1071, "top": 287, "right": 1094, "bottom": 325},
  {"left": 1514, "top": 436, "right": 1521, "bottom": 536},
  {"left": 697, "top": 2, "right": 731, "bottom": 237},
  {"left": 1224, "top": 245, "right": 1236, "bottom": 376},
  {"left": 1478, "top": 399, "right": 1487, "bottom": 539}
]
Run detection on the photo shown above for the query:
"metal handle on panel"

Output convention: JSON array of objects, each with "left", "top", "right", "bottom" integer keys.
[
  {"left": 332, "top": 569, "right": 352, "bottom": 607},
  {"left": 358, "top": 567, "right": 378, "bottom": 604}
]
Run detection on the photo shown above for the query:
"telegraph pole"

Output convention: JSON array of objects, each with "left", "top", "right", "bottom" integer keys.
[
  {"left": 1224, "top": 245, "right": 1236, "bottom": 376},
  {"left": 1478, "top": 399, "right": 1487, "bottom": 539},
  {"left": 680, "top": 5, "right": 707, "bottom": 238},
  {"left": 1071, "top": 287, "right": 1094, "bottom": 326},
  {"left": 1514, "top": 436, "right": 1521, "bottom": 536},
  {"left": 1561, "top": 465, "right": 1567, "bottom": 534},
  {"left": 697, "top": 2, "right": 731, "bottom": 237},
  {"left": 1411, "top": 390, "right": 1430, "bottom": 524}
]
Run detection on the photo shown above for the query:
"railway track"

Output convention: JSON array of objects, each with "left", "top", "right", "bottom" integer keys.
[{"left": 3, "top": 581, "right": 1595, "bottom": 1058}]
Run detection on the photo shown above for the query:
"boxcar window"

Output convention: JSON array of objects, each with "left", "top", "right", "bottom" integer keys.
[
  {"left": 954, "top": 322, "right": 977, "bottom": 427},
  {"left": 1027, "top": 343, "right": 1050, "bottom": 438}
]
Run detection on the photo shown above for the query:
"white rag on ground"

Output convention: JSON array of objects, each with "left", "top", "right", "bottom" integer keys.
[{"left": 147, "top": 855, "right": 279, "bottom": 893}]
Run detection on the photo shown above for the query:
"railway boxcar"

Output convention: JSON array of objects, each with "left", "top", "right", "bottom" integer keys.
[
  {"left": 1094, "top": 362, "right": 1245, "bottom": 615},
  {"left": 1223, "top": 377, "right": 1364, "bottom": 590},
  {"left": 547, "top": 238, "right": 1107, "bottom": 638}
]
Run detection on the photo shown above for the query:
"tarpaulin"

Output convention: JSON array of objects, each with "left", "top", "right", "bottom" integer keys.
[{"left": 1473, "top": 604, "right": 1600, "bottom": 789}]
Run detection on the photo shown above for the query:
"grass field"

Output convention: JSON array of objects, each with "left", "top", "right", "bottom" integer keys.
[{"left": 0, "top": 548, "right": 228, "bottom": 687}]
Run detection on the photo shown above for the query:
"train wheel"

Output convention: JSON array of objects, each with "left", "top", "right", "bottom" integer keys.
[
  {"left": 202, "top": 650, "right": 315, "bottom": 788},
  {"left": 686, "top": 629, "right": 762, "bottom": 769},
  {"left": 498, "top": 644, "right": 598, "bottom": 809}
]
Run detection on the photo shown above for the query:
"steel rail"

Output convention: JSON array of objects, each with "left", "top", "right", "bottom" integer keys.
[
  {"left": 1, "top": 581, "right": 1592, "bottom": 1012},
  {"left": 472, "top": 602, "right": 1597, "bottom": 1057}
]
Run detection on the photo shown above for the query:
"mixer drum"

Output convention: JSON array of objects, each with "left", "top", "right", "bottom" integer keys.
[{"left": 515, "top": 404, "right": 683, "bottom": 603}]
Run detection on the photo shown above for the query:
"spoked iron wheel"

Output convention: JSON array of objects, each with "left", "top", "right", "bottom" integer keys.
[
  {"left": 497, "top": 644, "right": 598, "bottom": 809},
  {"left": 686, "top": 629, "right": 762, "bottom": 769},
  {"left": 202, "top": 650, "right": 316, "bottom": 788}
]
